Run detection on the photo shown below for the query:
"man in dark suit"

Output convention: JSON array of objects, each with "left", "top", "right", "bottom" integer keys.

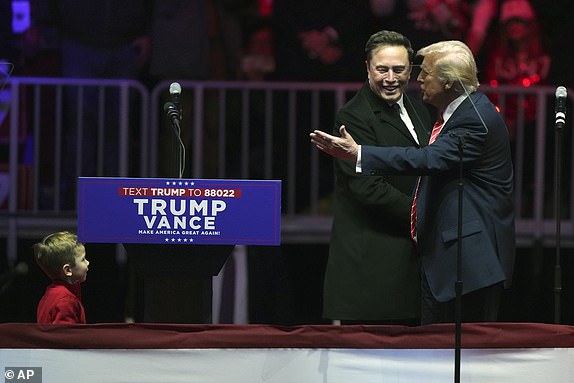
[
  {"left": 312, "top": 40, "right": 515, "bottom": 324},
  {"left": 323, "top": 30, "right": 432, "bottom": 325}
]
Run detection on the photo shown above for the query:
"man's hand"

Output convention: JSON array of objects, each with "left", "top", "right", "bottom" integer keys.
[{"left": 310, "top": 125, "right": 359, "bottom": 162}]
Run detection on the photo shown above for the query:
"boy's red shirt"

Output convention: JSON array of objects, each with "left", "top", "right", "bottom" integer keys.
[{"left": 37, "top": 280, "right": 86, "bottom": 324}]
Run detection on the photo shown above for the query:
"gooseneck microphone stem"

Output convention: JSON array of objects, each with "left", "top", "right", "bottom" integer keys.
[
  {"left": 173, "top": 119, "right": 184, "bottom": 179},
  {"left": 163, "top": 101, "right": 185, "bottom": 178}
]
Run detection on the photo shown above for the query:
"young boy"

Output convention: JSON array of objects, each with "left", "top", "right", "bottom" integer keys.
[{"left": 34, "top": 231, "right": 90, "bottom": 324}]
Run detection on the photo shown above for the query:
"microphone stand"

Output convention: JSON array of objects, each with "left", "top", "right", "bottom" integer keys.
[
  {"left": 172, "top": 118, "right": 184, "bottom": 179},
  {"left": 451, "top": 131, "right": 466, "bottom": 383},
  {"left": 553, "top": 116, "right": 563, "bottom": 324},
  {"left": 164, "top": 102, "right": 185, "bottom": 178}
]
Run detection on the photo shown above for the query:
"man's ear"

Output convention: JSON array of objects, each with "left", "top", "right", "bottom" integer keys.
[{"left": 62, "top": 264, "right": 73, "bottom": 277}]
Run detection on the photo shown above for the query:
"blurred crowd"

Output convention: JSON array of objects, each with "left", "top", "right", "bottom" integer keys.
[{"left": 0, "top": 0, "right": 571, "bottom": 89}]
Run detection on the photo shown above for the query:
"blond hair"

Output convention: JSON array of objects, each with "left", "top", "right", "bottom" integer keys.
[
  {"left": 33, "top": 231, "right": 83, "bottom": 280},
  {"left": 417, "top": 40, "right": 479, "bottom": 93}
]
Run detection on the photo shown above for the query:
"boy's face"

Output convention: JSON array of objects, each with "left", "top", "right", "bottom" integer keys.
[{"left": 67, "top": 246, "right": 89, "bottom": 283}]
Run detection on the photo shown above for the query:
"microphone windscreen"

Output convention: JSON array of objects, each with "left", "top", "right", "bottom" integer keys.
[{"left": 169, "top": 82, "right": 182, "bottom": 95}]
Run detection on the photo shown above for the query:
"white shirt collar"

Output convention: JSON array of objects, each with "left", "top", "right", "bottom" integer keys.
[{"left": 442, "top": 94, "right": 467, "bottom": 124}]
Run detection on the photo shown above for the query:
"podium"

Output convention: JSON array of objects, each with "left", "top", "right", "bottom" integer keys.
[
  {"left": 123, "top": 243, "right": 233, "bottom": 323},
  {"left": 77, "top": 177, "right": 281, "bottom": 323}
]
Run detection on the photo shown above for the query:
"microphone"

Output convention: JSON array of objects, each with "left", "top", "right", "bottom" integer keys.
[
  {"left": 163, "top": 101, "right": 181, "bottom": 127},
  {"left": 169, "top": 82, "right": 182, "bottom": 121},
  {"left": 555, "top": 86, "right": 567, "bottom": 130}
]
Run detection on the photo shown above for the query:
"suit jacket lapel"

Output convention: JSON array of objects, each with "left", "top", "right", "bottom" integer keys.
[
  {"left": 441, "top": 92, "right": 481, "bottom": 133},
  {"left": 363, "top": 84, "right": 421, "bottom": 146}
]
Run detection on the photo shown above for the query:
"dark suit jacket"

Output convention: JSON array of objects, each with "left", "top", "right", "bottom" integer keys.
[
  {"left": 323, "top": 81, "right": 432, "bottom": 321},
  {"left": 362, "top": 91, "right": 515, "bottom": 302}
]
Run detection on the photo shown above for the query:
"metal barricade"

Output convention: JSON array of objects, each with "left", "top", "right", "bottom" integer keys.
[
  {"left": 1, "top": 77, "right": 149, "bottom": 263},
  {"left": 1, "top": 78, "right": 573, "bottom": 264}
]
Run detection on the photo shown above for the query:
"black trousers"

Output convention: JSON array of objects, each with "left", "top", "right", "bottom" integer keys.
[{"left": 421, "top": 272, "right": 503, "bottom": 325}]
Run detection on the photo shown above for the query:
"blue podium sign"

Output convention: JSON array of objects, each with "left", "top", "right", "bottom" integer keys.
[{"left": 77, "top": 178, "right": 281, "bottom": 245}]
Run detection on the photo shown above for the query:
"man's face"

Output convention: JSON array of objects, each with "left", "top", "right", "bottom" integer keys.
[
  {"left": 417, "top": 54, "right": 449, "bottom": 109},
  {"left": 366, "top": 46, "right": 411, "bottom": 103}
]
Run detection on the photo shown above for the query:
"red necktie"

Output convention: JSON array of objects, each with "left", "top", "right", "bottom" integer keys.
[
  {"left": 428, "top": 114, "right": 444, "bottom": 145},
  {"left": 410, "top": 115, "right": 444, "bottom": 242}
]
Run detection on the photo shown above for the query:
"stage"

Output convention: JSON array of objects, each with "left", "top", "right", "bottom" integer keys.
[{"left": 1, "top": 322, "right": 573, "bottom": 382}]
